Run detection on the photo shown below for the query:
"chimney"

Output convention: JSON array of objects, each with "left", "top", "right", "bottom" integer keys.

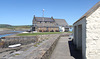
[
  {"left": 51, "top": 16, "right": 55, "bottom": 22},
  {"left": 51, "top": 16, "right": 53, "bottom": 19},
  {"left": 34, "top": 15, "right": 35, "bottom": 18}
]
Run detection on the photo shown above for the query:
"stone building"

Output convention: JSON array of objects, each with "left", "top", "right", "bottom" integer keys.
[
  {"left": 32, "top": 16, "right": 69, "bottom": 32},
  {"left": 73, "top": 2, "right": 100, "bottom": 59}
]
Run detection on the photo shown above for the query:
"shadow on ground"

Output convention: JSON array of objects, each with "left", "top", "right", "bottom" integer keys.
[{"left": 68, "top": 40, "right": 82, "bottom": 59}]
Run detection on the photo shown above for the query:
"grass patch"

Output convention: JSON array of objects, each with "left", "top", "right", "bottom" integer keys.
[
  {"left": 17, "top": 32, "right": 73, "bottom": 36},
  {"left": 15, "top": 54, "right": 20, "bottom": 55},
  {"left": 67, "top": 31, "right": 73, "bottom": 33},
  {"left": 33, "top": 42, "right": 41, "bottom": 47},
  {"left": 39, "top": 41, "right": 42, "bottom": 43},
  {"left": 33, "top": 44, "right": 38, "bottom": 47},
  {"left": 17, "top": 32, "right": 64, "bottom": 36}
]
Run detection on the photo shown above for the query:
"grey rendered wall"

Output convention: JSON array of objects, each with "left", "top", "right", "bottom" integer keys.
[{"left": 73, "top": 17, "right": 86, "bottom": 59}]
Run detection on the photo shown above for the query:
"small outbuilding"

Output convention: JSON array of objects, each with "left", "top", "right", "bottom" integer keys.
[{"left": 73, "top": 2, "right": 100, "bottom": 59}]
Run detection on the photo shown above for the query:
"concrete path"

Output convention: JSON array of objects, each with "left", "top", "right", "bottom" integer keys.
[{"left": 50, "top": 37, "right": 74, "bottom": 59}]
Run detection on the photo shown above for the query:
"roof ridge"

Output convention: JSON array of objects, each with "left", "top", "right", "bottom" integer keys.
[
  {"left": 54, "top": 18, "right": 65, "bottom": 20},
  {"left": 73, "top": 1, "right": 100, "bottom": 24},
  {"left": 35, "top": 17, "right": 51, "bottom": 19}
]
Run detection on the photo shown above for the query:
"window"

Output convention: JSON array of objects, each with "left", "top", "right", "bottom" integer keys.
[
  {"left": 33, "top": 24, "right": 36, "bottom": 26},
  {"left": 45, "top": 21, "right": 47, "bottom": 23},
  {"left": 50, "top": 22, "right": 52, "bottom": 23}
]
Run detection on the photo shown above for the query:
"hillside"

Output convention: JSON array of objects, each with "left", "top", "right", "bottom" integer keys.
[
  {"left": 0, "top": 24, "right": 12, "bottom": 28},
  {"left": 0, "top": 24, "right": 31, "bottom": 30}
]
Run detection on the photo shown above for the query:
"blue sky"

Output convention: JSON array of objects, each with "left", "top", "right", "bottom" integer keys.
[{"left": 0, "top": 0, "right": 100, "bottom": 25}]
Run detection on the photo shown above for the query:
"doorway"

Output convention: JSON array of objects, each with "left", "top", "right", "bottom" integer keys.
[{"left": 78, "top": 25, "right": 82, "bottom": 50}]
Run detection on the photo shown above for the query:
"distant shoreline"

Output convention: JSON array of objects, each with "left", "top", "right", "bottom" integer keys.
[
  {"left": 0, "top": 31, "right": 23, "bottom": 38},
  {"left": 0, "top": 31, "right": 18, "bottom": 35}
]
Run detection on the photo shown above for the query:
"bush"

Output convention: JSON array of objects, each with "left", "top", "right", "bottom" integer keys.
[
  {"left": 39, "top": 30, "right": 42, "bottom": 32},
  {"left": 45, "top": 30, "right": 49, "bottom": 32},
  {"left": 50, "top": 30, "right": 54, "bottom": 32},
  {"left": 55, "top": 30, "right": 59, "bottom": 32}
]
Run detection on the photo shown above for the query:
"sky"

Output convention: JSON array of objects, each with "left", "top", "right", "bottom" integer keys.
[{"left": 0, "top": 0, "right": 100, "bottom": 25}]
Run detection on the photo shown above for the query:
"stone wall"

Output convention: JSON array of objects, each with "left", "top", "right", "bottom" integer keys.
[
  {"left": 0, "top": 36, "right": 38, "bottom": 48},
  {"left": 0, "top": 34, "right": 60, "bottom": 48},
  {"left": 2, "top": 34, "right": 69, "bottom": 59},
  {"left": 36, "top": 34, "right": 66, "bottom": 42},
  {"left": 0, "top": 34, "right": 57, "bottom": 48},
  {"left": 37, "top": 27, "right": 59, "bottom": 32},
  {"left": 0, "top": 33, "right": 70, "bottom": 59},
  {"left": 36, "top": 34, "right": 55, "bottom": 42},
  {"left": 25, "top": 34, "right": 61, "bottom": 59},
  {"left": 86, "top": 7, "right": 100, "bottom": 59}
]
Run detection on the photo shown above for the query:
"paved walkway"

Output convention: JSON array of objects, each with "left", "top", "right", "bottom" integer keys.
[{"left": 50, "top": 37, "right": 74, "bottom": 59}]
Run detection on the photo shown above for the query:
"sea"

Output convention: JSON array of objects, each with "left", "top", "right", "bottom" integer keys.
[{"left": 0, "top": 31, "right": 23, "bottom": 38}]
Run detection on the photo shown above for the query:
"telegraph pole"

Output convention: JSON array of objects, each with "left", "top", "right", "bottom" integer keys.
[
  {"left": 43, "top": 9, "right": 45, "bottom": 32},
  {"left": 43, "top": 9, "right": 44, "bottom": 26},
  {"left": 43, "top": 9, "right": 44, "bottom": 17}
]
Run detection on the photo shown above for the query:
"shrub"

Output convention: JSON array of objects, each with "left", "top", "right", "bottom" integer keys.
[
  {"left": 55, "top": 30, "right": 59, "bottom": 32},
  {"left": 50, "top": 30, "right": 54, "bottom": 32},
  {"left": 39, "top": 30, "right": 42, "bottom": 32}
]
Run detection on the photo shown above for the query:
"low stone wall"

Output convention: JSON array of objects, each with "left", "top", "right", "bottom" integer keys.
[
  {"left": 0, "top": 33, "right": 70, "bottom": 59},
  {"left": 11, "top": 34, "right": 69, "bottom": 59},
  {"left": 0, "top": 36, "right": 38, "bottom": 48},
  {"left": 25, "top": 34, "right": 60, "bottom": 59},
  {"left": 41, "top": 35, "right": 60, "bottom": 59},
  {"left": 36, "top": 34, "right": 59, "bottom": 42},
  {"left": 0, "top": 34, "right": 63, "bottom": 48}
]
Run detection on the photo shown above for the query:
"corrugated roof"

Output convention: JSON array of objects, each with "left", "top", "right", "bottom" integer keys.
[{"left": 74, "top": 1, "right": 100, "bottom": 24}]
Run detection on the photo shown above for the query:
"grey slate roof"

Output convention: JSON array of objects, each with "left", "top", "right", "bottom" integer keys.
[
  {"left": 54, "top": 19, "right": 69, "bottom": 27},
  {"left": 35, "top": 17, "right": 54, "bottom": 22},
  {"left": 33, "top": 16, "right": 69, "bottom": 28},
  {"left": 74, "top": 1, "right": 100, "bottom": 24},
  {"left": 36, "top": 23, "right": 58, "bottom": 27}
]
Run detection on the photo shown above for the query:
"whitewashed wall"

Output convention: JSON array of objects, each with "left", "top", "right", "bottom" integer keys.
[{"left": 86, "top": 7, "right": 100, "bottom": 59}]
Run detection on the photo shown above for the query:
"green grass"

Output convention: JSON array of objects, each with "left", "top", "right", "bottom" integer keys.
[
  {"left": 17, "top": 32, "right": 72, "bottom": 36},
  {"left": 67, "top": 31, "right": 73, "bottom": 33},
  {"left": 17, "top": 32, "right": 63, "bottom": 36},
  {"left": 33, "top": 44, "right": 38, "bottom": 47},
  {"left": 15, "top": 54, "right": 20, "bottom": 55}
]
